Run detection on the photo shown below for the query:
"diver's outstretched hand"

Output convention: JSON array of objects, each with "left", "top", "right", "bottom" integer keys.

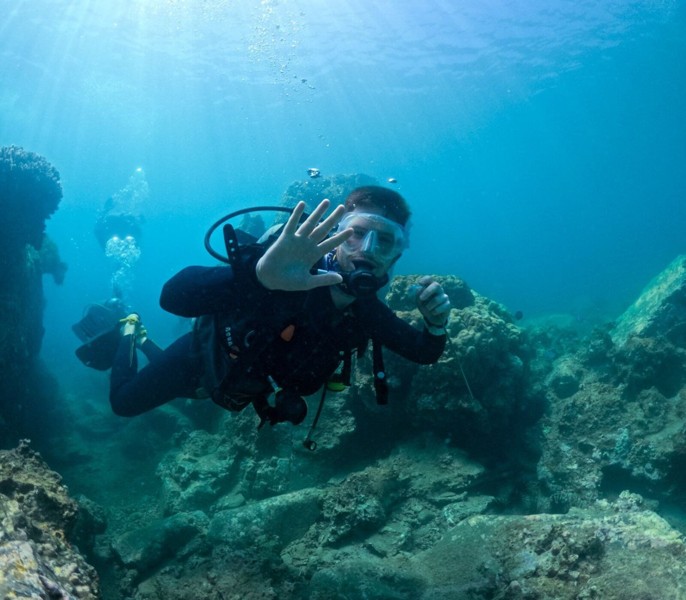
[{"left": 256, "top": 199, "right": 353, "bottom": 291}]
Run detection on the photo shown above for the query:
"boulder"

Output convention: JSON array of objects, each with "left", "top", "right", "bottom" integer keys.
[
  {"left": 612, "top": 255, "right": 686, "bottom": 347},
  {"left": 208, "top": 487, "right": 321, "bottom": 550},
  {"left": 308, "top": 559, "right": 426, "bottom": 600},
  {"left": 112, "top": 511, "right": 208, "bottom": 573}
]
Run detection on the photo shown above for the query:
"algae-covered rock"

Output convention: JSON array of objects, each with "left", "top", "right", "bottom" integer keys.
[
  {"left": 0, "top": 441, "right": 99, "bottom": 599},
  {"left": 308, "top": 559, "right": 426, "bottom": 600},
  {"left": 156, "top": 430, "right": 236, "bottom": 514},
  {"left": 208, "top": 487, "right": 321, "bottom": 550},
  {"left": 411, "top": 492, "right": 686, "bottom": 600},
  {"left": 546, "top": 355, "right": 584, "bottom": 398},
  {"left": 535, "top": 264, "right": 686, "bottom": 509},
  {"left": 354, "top": 275, "right": 540, "bottom": 463},
  {"left": 282, "top": 441, "right": 491, "bottom": 582},
  {"left": 112, "top": 511, "right": 208, "bottom": 573},
  {"left": 612, "top": 254, "right": 686, "bottom": 347}
]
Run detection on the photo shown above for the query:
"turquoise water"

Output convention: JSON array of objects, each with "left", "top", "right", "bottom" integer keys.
[{"left": 1, "top": 0, "right": 684, "bottom": 368}]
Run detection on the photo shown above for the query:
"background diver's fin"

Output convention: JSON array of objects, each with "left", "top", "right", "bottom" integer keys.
[
  {"left": 75, "top": 327, "right": 121, "bottom": 371},
  {"left": 72, "top": 301, "right": 126, "bottom": 370}
]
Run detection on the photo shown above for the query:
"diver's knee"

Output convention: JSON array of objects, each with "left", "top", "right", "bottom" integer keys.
[{"left": 109, "top": 396, "right": 141, "bottom": 417}]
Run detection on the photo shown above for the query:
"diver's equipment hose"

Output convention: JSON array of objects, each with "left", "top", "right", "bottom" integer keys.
[
  {"left": 303, "top": 386, "right": 328, "bottom": 451},
  {"left": 204, "top": 206, "right": 296, "bottom": 263}
]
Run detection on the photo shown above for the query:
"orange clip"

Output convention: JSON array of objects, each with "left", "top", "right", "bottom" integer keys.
[{"left": 280, "top": 324, "right": 296, "bottom": 342}]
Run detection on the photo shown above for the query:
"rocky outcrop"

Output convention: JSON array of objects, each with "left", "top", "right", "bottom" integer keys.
[
  {"left": 281, "top": 172, "right": 378, "bottom": 211},
  {"left": 0, "top": 146, "right": 67, "bottom": 445},
  {"left": 612, "top": 254, "right": 686, "bottom": 347},
  {"left": 107, "top": 433, "right": 686, "bottom": 600},
  {"left": 0, "top": 441, "right": 100, "bottom": 599},
  {"left": 303, "top": 492, "right": 686, "bottom": 599},
  {"left": 110, "top": 437, "right": 492, "bottom": 599},
  {"left": 333, "top": 274, "right": 543, "bottom": 466},
  {"left": 535, "top": 256, "right": 686, "bottom": 510},
  {"left": 405, "top": 491, "right": 686, "bottom": 600},
  {"left": 0, "top": 145, "right": 62, "bottom": 251}
]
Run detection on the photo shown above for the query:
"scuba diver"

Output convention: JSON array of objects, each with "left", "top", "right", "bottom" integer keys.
[
  {"left": 94, "top": 203, "right": 144, "bottom": 300},
  {"left": 73, "top": 171, "right": 150, "bottom": 368},
  {"left": 106, "top": 187, "right": 452, "bottom": 434}
]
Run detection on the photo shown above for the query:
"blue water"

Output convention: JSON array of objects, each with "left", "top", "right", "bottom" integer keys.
[{"left": 1, "top": 0, "right": 684, "bottom": 371}]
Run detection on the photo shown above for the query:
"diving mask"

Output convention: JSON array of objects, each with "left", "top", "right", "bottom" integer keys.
[{"left": 337, "top": 212, "right": 408, "bottom": 261}]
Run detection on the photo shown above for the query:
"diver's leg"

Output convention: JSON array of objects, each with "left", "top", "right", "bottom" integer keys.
[
  {"left": 139, "top": 338, "right": 164, "bottom": 363},
  {"left": 109, "top": 332, "right": 200, "bottom": 417}
]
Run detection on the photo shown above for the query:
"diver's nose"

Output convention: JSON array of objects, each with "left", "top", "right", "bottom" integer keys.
[{"left": 360, "top": 230, "right": 377, "bottom": 254}]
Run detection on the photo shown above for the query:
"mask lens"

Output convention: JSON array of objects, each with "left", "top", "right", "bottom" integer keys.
[{"left": 339, "top": 213, "right": 406, "bottom": 260}]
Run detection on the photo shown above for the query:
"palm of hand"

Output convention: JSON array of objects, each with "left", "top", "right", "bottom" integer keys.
[{"left": 255, "top": 199, "right": 352, "bottom": 291}]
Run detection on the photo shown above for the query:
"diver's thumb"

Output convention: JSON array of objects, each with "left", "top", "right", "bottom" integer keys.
[{"left": 306, "top": 271, "right": 344, "bottom": 290}]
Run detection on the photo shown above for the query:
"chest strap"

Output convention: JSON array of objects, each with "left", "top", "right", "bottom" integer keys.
[{"left": 372, "top": 338, "right": 388, "bottom": 405}]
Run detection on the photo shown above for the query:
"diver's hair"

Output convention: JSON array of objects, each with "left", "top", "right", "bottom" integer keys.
[{"left": 344, "top": 186, "right": 411, "bottom": 226}]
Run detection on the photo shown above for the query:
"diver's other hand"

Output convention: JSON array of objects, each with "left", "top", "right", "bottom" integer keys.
[
  {"left": 415, "top": 276, "right": 451, "bottom": 329},
  {"left": 255, "top": 199, "right": 353, "bottom": 291}
]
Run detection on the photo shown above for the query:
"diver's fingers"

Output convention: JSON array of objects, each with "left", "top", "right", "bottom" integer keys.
[
  {"left": 425, "top": 295, "right": 451, "bottom": 314},
  {"left": 296, "top": 199, "right": 331, "bottom": 237},
  {"left": 310, "top": 204, "right": 346, "bottom": 240},
  {"left": 317, "top": 227, "right": 353, "bottom": 255},
  {"left": 418, "top": 281, "right": 443, "bottom": 302},
  {"left": 283, "top": 201, "right": 307, "bottom": 236},
  {"left": 433, "top": 297, "right": 452, "bottom": 316}
]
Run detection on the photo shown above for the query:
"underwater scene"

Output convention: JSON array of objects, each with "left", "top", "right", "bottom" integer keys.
[{"left": 1, "top": 1, "right": 686, "bottom": 598}]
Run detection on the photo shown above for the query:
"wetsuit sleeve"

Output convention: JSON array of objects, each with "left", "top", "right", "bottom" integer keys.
[
  {"left": 160, "top": 264, "right": 268, "bottom": 317},
  {"left": 358, "top": 299, "right": 446, "bottom": 364}
]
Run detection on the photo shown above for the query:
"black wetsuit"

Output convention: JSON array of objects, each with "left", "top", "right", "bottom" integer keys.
[{"left": 109, "top": 254, "right": 446, "bottom": 419}]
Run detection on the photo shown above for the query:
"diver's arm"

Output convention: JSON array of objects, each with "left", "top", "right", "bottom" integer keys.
[
  {"left": 160, "top": 265, "right": 267, "bottom": 317},
  {"left": 359, "top": 300, "right": 447, "bottom": 364}
]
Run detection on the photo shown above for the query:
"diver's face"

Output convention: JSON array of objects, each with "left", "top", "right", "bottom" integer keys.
[{"left": 335, "top": 209, "right": 405, "bottom": 276}]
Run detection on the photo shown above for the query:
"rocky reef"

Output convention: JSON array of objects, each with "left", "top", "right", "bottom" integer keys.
[
  {"left": 39, "top": 254, "right": 686, "bottom": 599},
  {"left": 536, "top": 254, "right": 686, "bottom": 512},
  {"left": 0, "top": 145, "right": 68, "bottom": 444},
  {"left": 4, "top": 163, "right": 686, "bottom": 598}
]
